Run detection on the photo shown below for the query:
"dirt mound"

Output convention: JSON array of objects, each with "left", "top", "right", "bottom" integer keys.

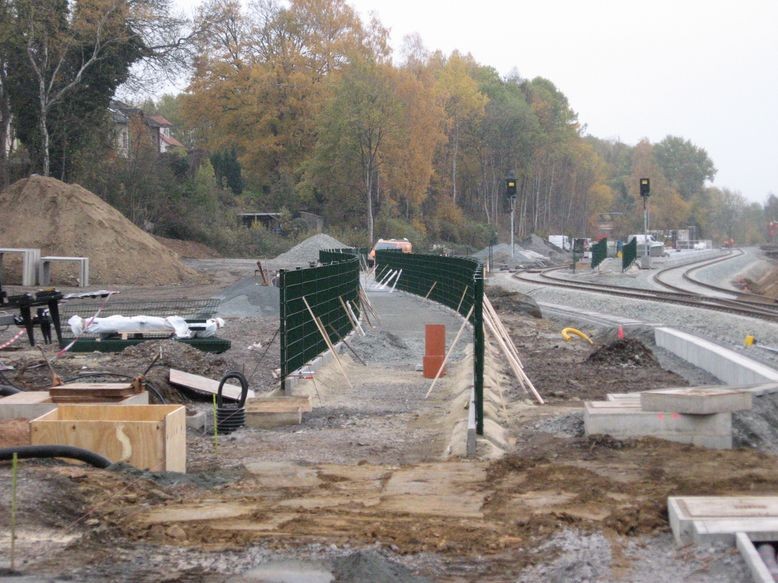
[
  {"left": 272, "top": 233, "right": 347, "bottom": 268},
  {"left": 333, "top": 551, "right": 431, "bottom": 583},
  {"left": 486, "top": 288, "right": 542, "bottom": 318},
  {"left": 586, "top": 338, "right": 660, "bottom": 368},
  {"left": 119, "top": 339, "right": 239, "bottom": 402},
  {"left": 0, "top": 176, "right": 198, "bottom": 285},
  {"left": 154, "top": 236, "right": 221, "bottom": 259}
]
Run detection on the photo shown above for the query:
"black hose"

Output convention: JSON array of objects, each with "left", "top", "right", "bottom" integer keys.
[
  {"left": 0, "top": 384, "right": 21, "bottom": 396},
  {"left": 0, "top": 445, "right": 112, "bottom": 468},
  {"left": 0, "top": 370, "right": 23, "bottom": 391},
  {"left": 216, "top": 371, "right": 249, "bottom": 434},
  {"left": 143, "top": 380, "right": 166, "bottom": 404}
]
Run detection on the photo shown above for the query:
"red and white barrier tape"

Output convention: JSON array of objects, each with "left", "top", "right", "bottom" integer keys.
[
  {"left": 56, "top": 293, "right": 116, "bottom": 358},
  {"left": 0, "top": 329, "right": 26, "bottom": 350}
]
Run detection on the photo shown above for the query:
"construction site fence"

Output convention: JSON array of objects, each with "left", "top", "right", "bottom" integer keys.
[
  {"left": 591, "top": 237, "right": 607, "bottom": 269},
  {"left": 622, "top": 238, "right": 638, "bottom": 271},
  {"left": 319, "top": 248, "right": 369, "bottom": 269},
  {"left": 374, "top": 251, "right": 485, "bottom": 434},
  {"left": 279, "top": 255, "right": 360, "bottom": 390}
]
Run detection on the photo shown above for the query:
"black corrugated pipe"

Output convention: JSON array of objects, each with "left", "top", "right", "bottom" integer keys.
[
  {"left": 0, "top": 445, "right": 112, "bottom": 468},
  {"left": 0, "top": 384, "right": 21, "bottom": 396}
]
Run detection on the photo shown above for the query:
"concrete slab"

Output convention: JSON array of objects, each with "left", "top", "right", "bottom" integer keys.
[
  {"left": 606, "top": 393, "right": 641, "bottom": 402},
  {"left": 584, "top": 402, "right": 732, "bottom": 449},
  {"left": 669, "top": 496, "right": 778, "bottom": 545},
  {"left": 641, "top": 387, "right": 752, "bottom": 414}
]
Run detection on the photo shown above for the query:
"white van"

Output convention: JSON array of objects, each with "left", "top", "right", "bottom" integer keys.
[{"left": 628, "top": 234, "right": 666, "bottom": 257}]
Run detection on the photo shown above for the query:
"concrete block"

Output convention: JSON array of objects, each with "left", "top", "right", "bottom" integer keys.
[
  {"left": 641, "top": 387, "right": 752, "bottom": 414},
  {"left": 186, "top": 409, "right": 207, "bottom": 431},
  {"left": 606, "top": 393, "right": 641, "bottom": 402},
  {"left": 584, "top": 402, "right": 732, "bottom": 448},
  {"left": 655, "top": 327, "right": 778, "bottom": 385},
  {"left": 669, "top": 496, "right": 778, "bottom": 545}
]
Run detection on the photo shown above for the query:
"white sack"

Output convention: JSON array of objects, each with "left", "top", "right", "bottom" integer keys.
[{"left": 68, "top": 314, "right": 192, "bottom": 338}]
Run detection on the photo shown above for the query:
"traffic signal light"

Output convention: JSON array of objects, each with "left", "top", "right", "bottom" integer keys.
[
  {"left": 640, "top": 178, "right": 650, "bottom": 197},
  {"left": 506, "top": 178, "right": 517, "bottom": 197}
]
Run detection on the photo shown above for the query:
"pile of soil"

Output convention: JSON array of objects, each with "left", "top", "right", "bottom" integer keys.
[
  {"left": 154, "top": 236, "right": 221, "bottom": 259},
  {"left": 586, "top": 338, "right": 660, "bottom": 368},
  {"left": 0, "top": 176, "right": 198, "bottom": 285},
  {"left": 486, "top": 288, "right": 542, "bottom": 318}
]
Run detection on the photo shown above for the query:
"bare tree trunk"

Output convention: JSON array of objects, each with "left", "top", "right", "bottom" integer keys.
[
  {"left": 0, "top": 83, "right": 9, "bottom": 188},
  {"left": 451, "top": 119, "right": 459, "bottom": 204},
  {"left": 40, "top": 108, "right": 50, "bottom": 177},
  {"left": 366, "top": 163, "right": 374, "bottom": 244}
]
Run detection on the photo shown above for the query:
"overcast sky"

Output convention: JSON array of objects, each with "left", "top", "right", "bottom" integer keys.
[{"left": 173, "top": 0, "right": 778, "bottom": 203}]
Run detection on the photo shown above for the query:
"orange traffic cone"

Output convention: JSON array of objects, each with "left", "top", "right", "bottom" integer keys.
[{"left": 617, "top": 325, "right": 624, "bottom": 339}]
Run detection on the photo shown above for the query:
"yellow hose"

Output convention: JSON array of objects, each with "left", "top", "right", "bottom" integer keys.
[{"left": 561, "top": 327, "right": 593, "bottom": 345}]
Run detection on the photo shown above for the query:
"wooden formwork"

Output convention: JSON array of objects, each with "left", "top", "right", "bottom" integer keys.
[{"left": 30, "top": 404, "right": 186, "bottom": 472}]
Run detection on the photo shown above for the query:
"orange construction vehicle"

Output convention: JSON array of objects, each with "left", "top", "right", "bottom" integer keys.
[{"left": 368, "top": 238, "right": 412, "bottom": 265}]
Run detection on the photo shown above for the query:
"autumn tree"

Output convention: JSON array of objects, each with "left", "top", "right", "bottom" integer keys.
[
  {"left": 306, "top": 58, "right": 403, "bottom": 243},
  {"left": 435, "top": 52, "right": 487, "bottom": 205},
  {"left": 653, "top": 135, "right": 716, "bottom": 199}
]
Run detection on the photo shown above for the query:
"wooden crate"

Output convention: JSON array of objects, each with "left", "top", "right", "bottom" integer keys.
[{"left": 30, "top": 404, "right": 186, "bottom": 472}]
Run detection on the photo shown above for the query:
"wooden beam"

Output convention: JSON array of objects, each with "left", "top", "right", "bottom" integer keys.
[
  {"left": 302, "top": 296, "right": 353, "bottom": 389},
  {"left": 169, "top": 369, "right": 256, "bottom": 401},
  {"left": 425, "top": 281, "right": 437, "bottom": 299},
  {"left": 425, "top": 306, "right": 474, "bottom": 399}
]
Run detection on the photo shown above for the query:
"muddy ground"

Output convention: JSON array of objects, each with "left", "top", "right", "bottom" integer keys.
[{"left": 0, "top": 265, "right": 776, "bottom": 581}]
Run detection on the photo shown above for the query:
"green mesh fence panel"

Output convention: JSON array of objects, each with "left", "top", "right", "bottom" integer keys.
[
  {"left": 280, "top": 256, "right": 360, "bottom": 389},
  {"left": 375, "top": 251, "right": 485, "bottom": 434},
  {"left": 622, "top": 238, "right": 638, "bottom": 271},
  {"left": 591, "top": 237, "right": 608, "bottom": 269}
]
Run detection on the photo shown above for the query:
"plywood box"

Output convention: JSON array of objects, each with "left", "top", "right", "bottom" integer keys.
[{"left": 30, "top": 404, "right": 186, "bottom": 472}]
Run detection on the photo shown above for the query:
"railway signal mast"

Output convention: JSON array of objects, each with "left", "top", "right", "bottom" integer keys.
[
  {"left": 506, "top": 172, "right": 518, "bottom": 258},
  {"left": 640, "top": 178, "right": 651, "bottom": 268}
]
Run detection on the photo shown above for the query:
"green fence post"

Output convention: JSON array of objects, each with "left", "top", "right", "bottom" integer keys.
[
  {"left": 279, "top": 269, "right": 287, "bottom": 391},
  {"left": 473, "top": 267, "right": 484, "bottom": 435}
]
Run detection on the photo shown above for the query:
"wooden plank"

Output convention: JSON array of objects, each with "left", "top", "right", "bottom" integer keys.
[
  {"left": 51, "top": 382, "right": 134, "bottom": 391},
  {"left": 164, "top": 407, "right": 187, "bottom": 473},
  {"left": 425, "top": 306, "right": 474, "bottom": 399},
  {"left": 301, "top": 296, "right": 353, "bottom": 390},
  {"left": 246, "top": 396, "right": 312, "bottom": 414},
  {"left": 50, "top": 396, "right": 131, "bottom": 403},
  {"left": 169, "top": 369, "right": 255, "bottom": 401}
]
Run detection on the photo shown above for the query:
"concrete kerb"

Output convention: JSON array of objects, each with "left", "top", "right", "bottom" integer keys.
[{"left": 655, "top": 327, "right": 778, "bottom": 385}]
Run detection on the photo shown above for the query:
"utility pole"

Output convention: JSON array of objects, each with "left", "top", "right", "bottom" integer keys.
[
  {"left": 506, "top": 172, "right": 517, "bottom": 258},
  {"left": 640, "top": 178, "right": 651, "bottom": 268}
]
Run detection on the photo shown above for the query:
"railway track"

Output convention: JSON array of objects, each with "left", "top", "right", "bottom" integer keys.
[
  {"left": 515, "top": 250, "right": 778, "bottom": 322},
  {"left": 653, "top": 248, "right": 778, "bottom": 306}
]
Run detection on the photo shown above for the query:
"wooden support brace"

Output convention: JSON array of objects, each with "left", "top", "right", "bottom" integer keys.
[
  {"left": 302, "top": 296, "right": 353, "bottom": 389},
  {"left": 425, "top": 281, "right": 437, "bottom": 299},
  {"left": 425, "top": 306, "right": 474, "bottom": 399}
]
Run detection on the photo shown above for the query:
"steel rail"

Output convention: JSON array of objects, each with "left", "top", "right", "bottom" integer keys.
[{"left": 515, "top": 260, "right": 778, "bottom": 322}]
